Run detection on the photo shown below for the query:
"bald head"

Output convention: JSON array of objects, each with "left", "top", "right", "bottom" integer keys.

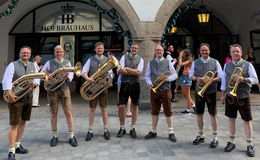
[{"left": 155, "top": 45, "right": 164, "bottom": 58}]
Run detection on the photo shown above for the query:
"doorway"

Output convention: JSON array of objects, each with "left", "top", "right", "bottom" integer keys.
[{"left": 164, "top": 9, "right": 239, "bottom": 67}]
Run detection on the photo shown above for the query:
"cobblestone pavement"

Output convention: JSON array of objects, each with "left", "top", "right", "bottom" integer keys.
[{"left": 0, "top": 92, "right": 260, "bottom": 160}]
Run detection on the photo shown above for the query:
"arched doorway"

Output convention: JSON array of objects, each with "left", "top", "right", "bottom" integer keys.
[
  {"left": 10, "top": 1, "right": 126, "bottom": 63},
  {"left": 164, "top": 9, "right": 239, "bottom": 66}
]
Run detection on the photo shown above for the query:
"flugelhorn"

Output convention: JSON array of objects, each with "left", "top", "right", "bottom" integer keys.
[
  {"left": 197, "top": 71, "right": 215, "bottom": 97},
  {"left": 229, "top": 66, "right": 244, "bottom": 97},
  {"left": 152, "top": 71, "right": 171, "bottom": 93}
]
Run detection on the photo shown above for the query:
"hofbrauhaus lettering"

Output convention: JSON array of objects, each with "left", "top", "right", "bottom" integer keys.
[{"left": 41, "top": 24, "right": 94, "bottom": 32}]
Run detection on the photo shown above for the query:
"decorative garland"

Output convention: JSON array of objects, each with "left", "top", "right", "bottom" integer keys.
[
  {"left": 0, "top": 0, "right": 19, "bottom": 19},
  {"left": 89, "top": 0, "right": 132, "bottom": 46},
  {"left": 161, "top": 0, "right": 197, "bottom": 47}
]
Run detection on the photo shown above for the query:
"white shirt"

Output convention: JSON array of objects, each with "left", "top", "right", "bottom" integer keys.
[
  {"left": 189, "top": 58, "right": 223, "bottom": 79},
  {"left": 145, "top": 58, "right": 178, "bottom": 85},
  {"left": 117, "top": 54, "right": 144, "bottom": 73},
  {"left": 34, "top": 61, "right": 40, "bottom": 71},
  {"left": 81, "top": 56, "right": 113, "bottom": 78},
  {"left": 2, "top": 62, "right": 40, "bottom": 90},
  {"left": 166, "top": 54, "right": 177, "bottom": 66},
  {"left": 220, "top": 62, "right": 259, "bottom": 91},
  {"left": 165, "top": 51, "right": 177, "bottom": 66},
  {"left": 41, "top": 61, "right": 74, "bottom": 82}
]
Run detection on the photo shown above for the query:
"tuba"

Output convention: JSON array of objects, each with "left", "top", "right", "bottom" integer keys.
[
  {"left": 151, "top": 71, "right": 171, "bottom": 93},
  {"left": 228, "top": 66, "right": 244, "bottom": 97},
  {"left": 197, "top": 71, "right": 215, "bottom": 97},
  {"left": 80, "top": 53, "right": 120, "bottom": 101},
  {"left": 44, "top": 62, "right": 82, "bottom": 92},
  {"left": 3, "top": 70, "right": 49, "bottom": 103}
]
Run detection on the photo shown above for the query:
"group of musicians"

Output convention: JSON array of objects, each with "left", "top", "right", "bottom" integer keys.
[{"left": 2, "top": 42, "right": 258, "bottom": 160}]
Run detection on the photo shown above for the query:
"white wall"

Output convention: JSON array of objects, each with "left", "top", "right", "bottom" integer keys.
[{"left": 128, "top": 0, "right": 164, "bottom": 21}]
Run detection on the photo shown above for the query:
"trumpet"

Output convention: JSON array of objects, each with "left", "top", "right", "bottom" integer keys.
[
  {"left": 197, "top": 71, "right": 215, "bottom": 97},
  {"left": 152, "top": 71, "right": 171, "bottom": 93},
  {"left": 229, "top": 66, "right": 244, "bottom": 97}
]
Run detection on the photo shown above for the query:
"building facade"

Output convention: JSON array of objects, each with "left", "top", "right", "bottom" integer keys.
[{"left": 0, "top": 0, "right": 260, "bottom": 105}]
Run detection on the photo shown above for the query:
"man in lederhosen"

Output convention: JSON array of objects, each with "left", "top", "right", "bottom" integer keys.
[
  {"left": 189, "top": 43, "right": 222, "bottom": 148},
  {"left": 41, "top": 45, "right": 78, "bottom": 147},
  {"left": 116, "top": 44, "right": 144, "bottom": 138},
  {"left": 220, "top": 44, "right": 258, "bottom": 157},
  {"left": 144, "top": 45, "right": 178, "bottom": 142},
  {"left": 2, "top": 46, "right": 40, "bottom": 160},
  {"left": 82, "top": 42, "right": 113, "bottom": 141}
]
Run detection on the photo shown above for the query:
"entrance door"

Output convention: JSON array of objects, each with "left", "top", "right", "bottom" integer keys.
[{"left": 79, "top": 35, "right": 100, "bottom": 65}]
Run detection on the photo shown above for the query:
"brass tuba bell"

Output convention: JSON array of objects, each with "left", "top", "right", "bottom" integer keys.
[
  {"left": 80, "top": 52, "right": 120, "bottom": 101},
  {"left": 3, "top": 70, "right": 49, "bottom": 103}
]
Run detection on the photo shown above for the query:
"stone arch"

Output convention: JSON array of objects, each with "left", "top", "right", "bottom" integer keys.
[
  {"left": 154, "top": 0, "right": 185, "bottom": 38},
  {"left": 103, "top": 0, "right": 140, "bottom": 38}
]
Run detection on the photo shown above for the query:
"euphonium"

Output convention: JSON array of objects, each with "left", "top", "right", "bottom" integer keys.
[
  {"left": 229, "top": 66, "right": 244, "bottom": 97},
  {"left": 197, "top": 71, "right": 215, "bottom": 97},
  {"left": 44, "top": 62, "right": 82, "bottom": 92},
  {"left": 80, "top": 53, "right": 120, "bottom": 101},
  {"left": 151, "top": 71, "right": 171, "bottom": 93},
  {"left": 3, "top": 70, "right": 49, "bottom": 103}
]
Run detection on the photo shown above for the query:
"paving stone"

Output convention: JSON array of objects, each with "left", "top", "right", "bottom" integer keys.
[{"left": 0, "top": 93, "right": 260, "bottom": 160}]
